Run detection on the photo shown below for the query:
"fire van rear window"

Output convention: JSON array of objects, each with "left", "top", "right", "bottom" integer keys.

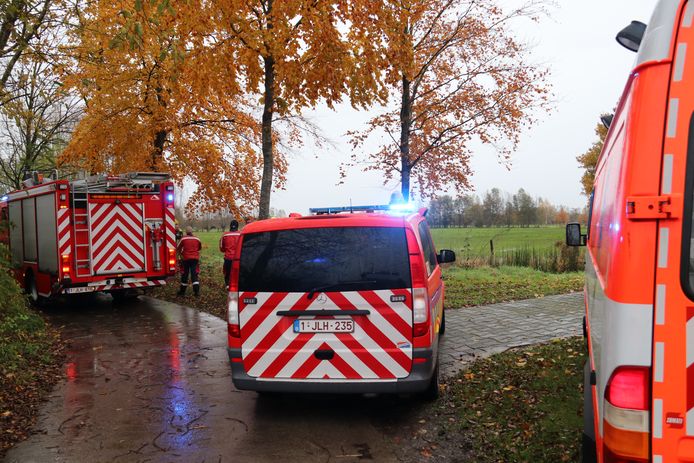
[{"left": 239, "top": 227, "right": 411, "bottom": 292}]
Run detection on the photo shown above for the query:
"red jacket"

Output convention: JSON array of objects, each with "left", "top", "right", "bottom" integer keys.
[
  {"left": 219, "top": 231, "right": 241, "bottom": 260},
  {"left": 177, "top": 235, "right": 201, "bottom": 260}
]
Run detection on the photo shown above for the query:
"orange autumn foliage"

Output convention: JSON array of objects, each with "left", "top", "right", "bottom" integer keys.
[
  {"left": 59, "top": 0, "right": 279, "bottom": 216},
  {"left": 346, "top": 0, "right": 553, "bottom": 200}
]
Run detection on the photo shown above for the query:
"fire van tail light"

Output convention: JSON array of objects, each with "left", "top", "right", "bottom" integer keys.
[
  {"left": 603, "top": 366, "right": 650, "bottom": 463},
  {"left": 406, "top": 228, "right": 429, "bottom": 337},
  {"left": 227, "top": 291, "right": 240, "bottom": 338},
  {"left": 413, "top": 287, "right": 429, "bottom": 337}
]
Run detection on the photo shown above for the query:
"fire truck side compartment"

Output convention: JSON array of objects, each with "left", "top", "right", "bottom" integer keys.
[
  {"left": 36, "top": 194, "right": 58, "bottom": 274},
  {"left": 8, "top": 201, "right": 22, "bottom": 266}
]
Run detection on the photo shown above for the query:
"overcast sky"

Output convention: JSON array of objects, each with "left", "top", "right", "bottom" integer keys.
[{"left": 270, "top": 0, "right": 658, "bottom": 215}]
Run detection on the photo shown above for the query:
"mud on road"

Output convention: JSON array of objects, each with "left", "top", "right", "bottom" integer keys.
[{"left": 3, "top": 296, "right": 440, "bottom": 463}]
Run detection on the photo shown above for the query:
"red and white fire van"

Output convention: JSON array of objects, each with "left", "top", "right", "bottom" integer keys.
[
  {"left": 0, "top": 172, "right": 178, "bottom": 302},
  {"left": 567, "top": 1, "right": 694, "bottom": 461},
  {"left": 226, "top": 204, "right": 455, "bottom": 396}
]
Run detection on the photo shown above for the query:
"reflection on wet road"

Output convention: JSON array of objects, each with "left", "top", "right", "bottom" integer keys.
[{"left": 4, "top": 297, "right": 423, "bottom": 463}]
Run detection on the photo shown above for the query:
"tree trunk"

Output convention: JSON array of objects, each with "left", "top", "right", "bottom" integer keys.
[
  {"left": 400, "top": 75, "right": 412, "bottom": 201},
  {"left": 151, "top": 129, "right": 168, "bottom": 170},
  {"left": 258, "top": 54, "right": 275, "bottom": 220}
]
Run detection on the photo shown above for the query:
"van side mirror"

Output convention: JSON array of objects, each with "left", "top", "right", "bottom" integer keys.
[
  {"left": 616, "top": 20, "right": 647, "bottom": 53},
  {"left": 566, "top": 223, "right": 587, "bottom": 247},
  {"left": 437, "top": 249, "right": 456, "bottom": 264}
]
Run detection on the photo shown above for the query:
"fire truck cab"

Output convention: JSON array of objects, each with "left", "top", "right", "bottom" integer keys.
[
  {"left": 226, "top": 204, "right": 455, "bottom": 397},
  {"left": 568, "top": 1, "right": 694, "bottom": 461},
  {"left": 0, "top": 172, "right": 178, "bottom": 302}
]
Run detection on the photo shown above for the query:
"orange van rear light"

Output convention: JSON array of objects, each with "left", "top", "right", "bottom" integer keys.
[
  {"left": 413, "top": 287, "right": 429, "bottom": 337},
  {"left": 606, "top": 367, "right": 650, "bottom": 410},
  {"left": 603, "top": 366, "right": 650, "bottom": 462}
]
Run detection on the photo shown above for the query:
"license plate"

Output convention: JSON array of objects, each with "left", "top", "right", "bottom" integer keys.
[
  {"left": 293, "top": 319, "right": 354, "bottom": 333},
  {"left": 64, "top": 286, "right": 96, "bottom": 294}
]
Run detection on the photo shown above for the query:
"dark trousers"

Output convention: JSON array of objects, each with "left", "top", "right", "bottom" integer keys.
[
  {"left": 223, "top": 258, "right": 233, "bottom": 287},
  {"left": 179, "top": 259, "right": 199, "bottom": 294}
]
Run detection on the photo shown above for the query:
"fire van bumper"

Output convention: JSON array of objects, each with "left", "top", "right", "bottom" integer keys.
[{"left": 227, "top": 347, "right": 437, "bottom": 394}]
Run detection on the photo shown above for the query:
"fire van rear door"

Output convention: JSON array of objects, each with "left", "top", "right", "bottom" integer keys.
[
  {"left": 88, "top": 199, "right": 146, "bottom": 275},
  {"left": 653, "top": 2, "right": 694, "bottom": 460},
  {"left": 237, "top": 226, "right": 414, "bottom": 380}
]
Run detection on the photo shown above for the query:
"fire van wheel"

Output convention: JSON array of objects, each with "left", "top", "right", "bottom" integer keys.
[{"left": 422, "top": 359, "right": 441, "bottom": 401}]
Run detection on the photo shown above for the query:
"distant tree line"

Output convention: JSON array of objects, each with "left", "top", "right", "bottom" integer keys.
[{"left": 427, "top": 188, "right": 587, "bottom": 228}]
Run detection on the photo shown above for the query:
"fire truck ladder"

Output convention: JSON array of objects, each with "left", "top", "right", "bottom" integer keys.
[{"left": 71, "top": 191, "right": 92, "bottom": 277}]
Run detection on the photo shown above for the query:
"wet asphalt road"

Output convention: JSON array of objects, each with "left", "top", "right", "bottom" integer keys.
[{"left": 4, "top": 296, "right": 426, "bottom": 463}]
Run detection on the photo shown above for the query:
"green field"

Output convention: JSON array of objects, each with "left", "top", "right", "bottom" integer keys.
[
  {"left": 194, "top": 226, "right": 566, "bottom": 262},
  {"left": 430, "top": 226, "right": 565, "bottom": 258}
]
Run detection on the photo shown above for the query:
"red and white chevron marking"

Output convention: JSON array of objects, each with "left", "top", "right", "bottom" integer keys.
[
  {"left": 57, "top": 208, "right": 71, "bottom": 256},
  {"left": 62, "top": 279, "right": 166, "bottom": 293},
  {"left": 239, "top": 289, "right": 413, "bottom": 381},
  {"left": 165, "top": 207, "right": 176, "bottom": 251},
  {"left": 89, "top": 202, "right": 145, "bottom": 274}
]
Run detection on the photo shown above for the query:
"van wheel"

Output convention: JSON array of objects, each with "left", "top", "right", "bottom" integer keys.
[
  {"left": 440, "top": 310, "right": 446, "bottom": 335},
  {"left": 422, "top": 359, "right": 441, "bottom": 401},
  {"left": 580, "top": 360, "right": 597, "bottom": 463}
]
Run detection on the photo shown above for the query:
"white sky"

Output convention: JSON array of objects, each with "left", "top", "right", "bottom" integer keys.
[{"left": 270, "top": 0, "right": 658, "bottom": 215}]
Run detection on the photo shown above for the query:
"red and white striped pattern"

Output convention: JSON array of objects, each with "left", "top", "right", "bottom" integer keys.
[
  {"left": 62, "top": 279, "right": 166, "bottom": 293},
  {"left": 239, "top": 289, "right": 413, "bottom": 381},
  {"left": 89, "top": 202, "right": 145, "bottom": 274},
  {"left": 687, "top": 307, "right": 694, "bottom": 435},
  {"left": 57, "top": 208, "right": 71, "bottom": 256},
  {"left": 164, "top": 206, "right": 176, "bottom": 251}
]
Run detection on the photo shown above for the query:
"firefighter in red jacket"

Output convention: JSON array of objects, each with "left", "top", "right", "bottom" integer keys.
[
  {"left": 219, "top": 220, "right": 241, "bottom": 287},
  {"left": 177, "top": 226, "right": 202, "bottom": 296}
]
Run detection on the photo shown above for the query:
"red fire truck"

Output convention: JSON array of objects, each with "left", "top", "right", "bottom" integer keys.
[{"left": 0, "top": 172, "right": 178, "bottom": 302}]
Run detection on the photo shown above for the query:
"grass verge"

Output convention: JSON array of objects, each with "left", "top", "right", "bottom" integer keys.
[
  {"left": 444, "top": 265, "right": 584, "bottom": 308},
  {"left": 0, "top": 290, "right": 63, "bottom": 456},
  {"left": 412, "top": 337, "right": 585, "bottom": 462}
]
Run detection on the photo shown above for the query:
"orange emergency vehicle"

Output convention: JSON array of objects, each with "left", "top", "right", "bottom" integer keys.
[
  {"left": 567, "top": 2, "right": 694, "bottom": 461},
  {"left": 226, "top": 204, "right": 455, "bottom": 397}
]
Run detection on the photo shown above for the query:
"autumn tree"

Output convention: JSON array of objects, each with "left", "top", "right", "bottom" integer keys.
[
  {"left": 59, "top": 0, "right": 265, "bottom": 215},
  {"left": 216, "top": 0, "right": 384, "bottom": 219},
  {"left": 577, "top": 113, "right": 609, "bottom": 196},
  {"left": 0, "top": 58, "right": 80, "bottom": 191},
  {"left": 348, "top": 0, "right": 551, "bottom": 200},
  {"left": 0, "top": 0, "right": 54, "bottom": 101}
]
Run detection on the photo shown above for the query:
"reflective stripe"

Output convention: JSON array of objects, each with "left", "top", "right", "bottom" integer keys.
[
  {"left": 688, "top": 408, "right": 694, "bottom": 436},
  {"left": 654, "top": 456, "right": 663, "bottom": 463},
  {"left": 654, "top": 398, "right": 664, "bottom": 438},
  {"left": 667, "top": 98, "right": 680, "bottom": 138},
  {"left": 658, "top": 228, "right": 670, "bottom": 268},
  {"left": 686, "top": 1, "right": 694, "bottom": 28},
  {"left": 654, "top": 342, "right": 665, "bottom": 382},
  {"left": 674, "top": 43, "right": 688, "bottom": 82},
  {"left": 662, "top": 154, "right": 674, "bottom": 194},
  {"left": 655, "top": 284, "right": 666, "bottom": 325}
]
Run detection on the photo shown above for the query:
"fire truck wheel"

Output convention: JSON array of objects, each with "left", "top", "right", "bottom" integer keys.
[
  {"left": 422, "top": 358, "right": 441, "bottom": 401},
  {"left": 439, "top": 310, "right": 446, "bottom": 336},
  {"left": 24, "top": 273, "right": 41, "bottom": 306}
]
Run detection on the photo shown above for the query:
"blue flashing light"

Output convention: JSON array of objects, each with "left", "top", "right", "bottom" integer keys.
[
  {"left": 388, "top": 202, "right": 417, "bottom": 213},
  {"left": 1, "top": 195, "right": 7, "bottom": 202},
  {"left": 166, "top": 193, "right": 174, "bottom": 202}
]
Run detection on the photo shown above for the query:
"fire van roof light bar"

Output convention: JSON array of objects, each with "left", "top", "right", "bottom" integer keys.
[{"left": 309, "top": 205, "right": 391, "bottom": 215}]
